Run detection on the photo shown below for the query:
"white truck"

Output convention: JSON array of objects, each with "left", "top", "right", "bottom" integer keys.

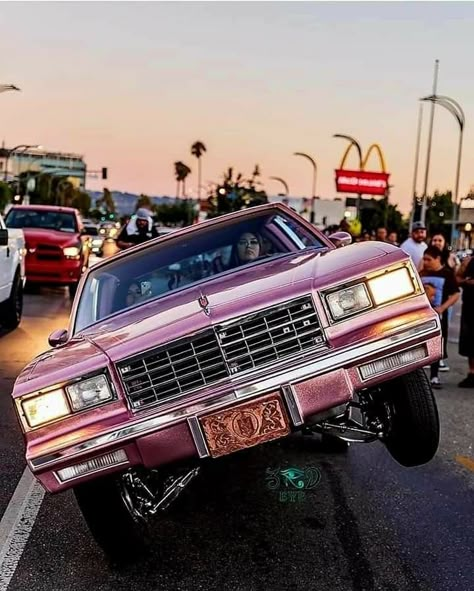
[{"left": 0, "top": 212, "right": 25, "bottom": 329}]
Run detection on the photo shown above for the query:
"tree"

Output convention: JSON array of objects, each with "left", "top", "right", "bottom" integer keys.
[
  {"left": 359, "top": 198, "right": 405, "bottom": 235},
  {"left": 174, "top": 161, "right": 192, "bottom": 198},
  {"left": 206, "top": 164, "right": 268, "bottom": 219},
  {"left": 95, "top": 187, "right": 116, "bottom": 214},
  {"left": 191, "top": 141, "right": 207, "bottom": 200},
  {"left": 135, "top": 194, "right": 153, "bottom": 212},
  {"left": 0, "top": 181, "right": 12, "bottom": 213},
  {"left": 426, "top": 190, "right": 453, "bottom": 236},
  {"left": 72, "top": 191, "right": 91, "bottom": 217}
]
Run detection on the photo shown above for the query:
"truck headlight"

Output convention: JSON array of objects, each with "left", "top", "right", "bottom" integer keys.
[
  {"left": 66, "top": 375, "right": 113, "bottom": 411},
  {"left": 325, "top": 283, "right": 372, "bottom": 320},
  {"left": 63, "top": 246, "right": 81, "bottom": 258},
  {"left": 22, "top": 389, "right": 71, "bottom": 428},
  {"left": 367, "top": 267, "right": 416, "bottom": 305}
]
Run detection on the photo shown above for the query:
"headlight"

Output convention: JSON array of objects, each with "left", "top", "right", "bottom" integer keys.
[
  {"left": 367, "top": 267, "right": 416, "bottom": 305},
  {"left": 66, "top": 375, "right": 113, "bottom": 411},
  {"left": 326, "top": 283, "right": 372, "bottom": 320},
  {"left": 63, "top": 246, "right": 81, "bottom": 257},
  {"left": 22, "top": 389, "right": 70, "bottom": 428}
]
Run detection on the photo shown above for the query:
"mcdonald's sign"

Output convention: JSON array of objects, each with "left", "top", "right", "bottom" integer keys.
[{"left": 335, "top": 143, "right": 390, "bottom": 196}]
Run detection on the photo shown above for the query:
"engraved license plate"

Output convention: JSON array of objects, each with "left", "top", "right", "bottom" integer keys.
[{"left": 200, "top": 393, "right": 291, "bottom": 458}]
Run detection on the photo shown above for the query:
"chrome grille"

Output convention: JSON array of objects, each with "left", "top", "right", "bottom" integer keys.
[
  {"left": 216, "top": 296, "right": 325, "bottom": 374},
  {"left": 117, "top": 331, "right": 228, "bottom": 409}
]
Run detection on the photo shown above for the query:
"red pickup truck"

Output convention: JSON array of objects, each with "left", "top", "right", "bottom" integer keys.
[{"left": 4, "top": 205, "right": 89, "bottom": 298}]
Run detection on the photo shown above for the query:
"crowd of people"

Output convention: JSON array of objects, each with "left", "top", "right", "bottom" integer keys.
[{"left": 332, "top": 218, "right": 473, "bottom": 391}]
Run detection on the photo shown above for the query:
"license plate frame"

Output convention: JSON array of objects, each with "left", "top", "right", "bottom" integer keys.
[{"left": 199, "top": 392, "right": 291, "bottom": 458}]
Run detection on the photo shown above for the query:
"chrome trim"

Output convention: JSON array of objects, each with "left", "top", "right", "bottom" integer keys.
[
  {"left": 187, "top": 416, "right": 210, "bottom": 458},
  {"left": 281, "top": 384, "right": 304, "bottom": 426},
  {"left": 29, "top": 318, "right": 440, "bottom": 471}
]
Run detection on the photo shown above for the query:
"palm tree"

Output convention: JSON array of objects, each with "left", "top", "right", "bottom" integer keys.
[
  {"left": 191, "top": 141, "right": 207, "bottom": 199},
  {"left": 174, "top": 161, "right": 192, "bottom": 197}
]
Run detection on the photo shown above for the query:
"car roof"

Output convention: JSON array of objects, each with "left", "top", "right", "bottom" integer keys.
[{"left": 9, "top": 204, "right": 78, "bottom": 213}]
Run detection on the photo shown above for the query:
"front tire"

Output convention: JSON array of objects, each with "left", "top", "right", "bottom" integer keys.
[
  {"left": 378, "top": 369, "right": 440, "bottom": 467},
  {"left": 73, "top": 472, "right": 151, "bottom": 562},
  {"left": 1, "top": 272, "right": 23, "bottom": 329}
]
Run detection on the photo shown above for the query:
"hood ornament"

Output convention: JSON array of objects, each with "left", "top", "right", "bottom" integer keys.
[{"left": 198, "top": 294, "right": 210, "bottom": 316}]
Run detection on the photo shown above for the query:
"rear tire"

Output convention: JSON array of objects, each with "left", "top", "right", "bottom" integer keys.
[
  {"left": 1, "top": 272, "right": 23, "bottom": 329},
  {"left": 378, "top": 369, "right": 440, "bottom": 467},
  {"left": 73, "top": 472, "right": 151, "bottom": 563}
]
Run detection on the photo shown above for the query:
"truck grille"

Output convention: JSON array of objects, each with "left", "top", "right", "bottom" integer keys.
[
  {"left": 117, "top": 331, "right": 228, "bottom": 409},
  {"left": 216, "top": 296, "right": 325, "bottom": 374},
  {"left": 117, "top": 296, "right": 325, "bottom": 411},
  {"left": 35, "top": 244, "right": 62, "bottom": 261}
]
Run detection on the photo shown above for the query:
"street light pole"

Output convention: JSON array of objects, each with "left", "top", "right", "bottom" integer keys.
[
  {"left": 293, "top": 152, "right": 317, "bottom": 223},
  {"left": 0, "top": 84, "right": 20, "bottom": 94},
  {"left": 421, "top": 94, "right": 465, "bottom": 247},
  {"left": 268, "top": 176, "right": 289, "bottom": 197},
  {"left": 333, "top": 133, "right": 363, "bottom": 218},
  {"left": 419, "top": 59, "right": 440, "bottom": 226},
  {"left": 409, "top": 102, "right": 424, "bottom": 230}
]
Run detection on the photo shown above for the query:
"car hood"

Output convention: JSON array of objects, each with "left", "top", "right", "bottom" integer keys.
[
  {"left": 80, "top": 242, "right": 393, "bottom": 363},
  {"left": 22, "top": 228, "right": 79, "bottom": 247},
  {"left": 13, "top": 338, "right": 110, "bottom": 397}
]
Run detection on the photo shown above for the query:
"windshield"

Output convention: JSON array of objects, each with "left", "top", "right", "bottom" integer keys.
[
  {"left": 74, "top": 210, "right": 326, "bottom": 333},
  {"left": 6, "top": 209, "right": 78, "bottom": 233}
]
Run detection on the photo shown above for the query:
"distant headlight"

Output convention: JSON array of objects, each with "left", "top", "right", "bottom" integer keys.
[
  {"left": 22, "top": 389, "right": 70, "bottom": 428},
  {"left": 63, "top": 246, "right": 81, "bottom": 257},
  {"left": 91, "top": 238, "right": 103, "bottom": 245},
  {"left": 325, "top": 283, "right": 372, "bottom": 320},
  {"left": 66, "top": 375, "right": 113, "bottom": 411},
  {"left": 367, "top": 267, "right": 416, "bottom": 305}
]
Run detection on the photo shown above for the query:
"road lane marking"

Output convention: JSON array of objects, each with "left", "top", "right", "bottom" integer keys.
[
  {"left": 455, "top": 455, "right": 474, "bottom": 473},
  {"left": 0, "top": 468, "right": 45, "bottom": 591}
]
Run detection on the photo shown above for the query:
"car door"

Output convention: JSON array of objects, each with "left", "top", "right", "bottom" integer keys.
[{"left": 0, "top": 214, "right": 10, "bottom": 303}]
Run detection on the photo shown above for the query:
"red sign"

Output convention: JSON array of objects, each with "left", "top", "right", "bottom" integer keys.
[{"left": 335, "top": 169, "right": 390, "bottom": 196}]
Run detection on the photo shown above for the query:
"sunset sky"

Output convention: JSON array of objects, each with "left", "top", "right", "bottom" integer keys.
[{"left": 2, "top": 1, "right": 474, "bottom": 213}]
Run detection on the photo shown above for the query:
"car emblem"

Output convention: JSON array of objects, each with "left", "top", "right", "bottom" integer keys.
[
  {"left": 198, "top": 294, "right": 210, "bottom": 316},
  {"left": 28, "top": 248, "right": 36, "bottom": 254}
]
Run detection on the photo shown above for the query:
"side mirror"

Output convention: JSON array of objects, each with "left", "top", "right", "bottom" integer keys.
[
  {"left": 0, "top": 228, "right": 8, "bottom": 246},
  {"left": 328, "top": 231, "right": 352, "bottom": 248},
  {"left": 48, "top": 329, "right": 69, "bottom": 348}
]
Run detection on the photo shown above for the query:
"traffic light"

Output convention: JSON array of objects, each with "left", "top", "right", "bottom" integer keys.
[{"left": 102, "top": 167, "right": 108, "bottom": 180}]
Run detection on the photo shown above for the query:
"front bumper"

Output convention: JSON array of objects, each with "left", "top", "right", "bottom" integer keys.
[
  {"left": 27, "top": 316, "right": 442, "bottom": 493},
  {"left": 25, "top": 257, "right": 84, "bottom": 285}
]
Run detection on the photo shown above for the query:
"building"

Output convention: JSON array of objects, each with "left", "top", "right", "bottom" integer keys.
[{"left": 0, "top": 146, "right": 87, "bottom": 190}]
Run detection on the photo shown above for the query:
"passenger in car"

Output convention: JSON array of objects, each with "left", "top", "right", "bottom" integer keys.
[{"left": 213, "top": 231, "right": 264, "bottom": 273}]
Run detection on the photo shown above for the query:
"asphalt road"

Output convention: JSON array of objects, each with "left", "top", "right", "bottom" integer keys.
[{"left": 0, "top": 282, "right": 472, "bottom": 591}]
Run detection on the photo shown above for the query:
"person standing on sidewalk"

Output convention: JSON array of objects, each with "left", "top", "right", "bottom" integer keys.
[
  {"left": 456, "top": 254, "right": 474, "bottom": 388},
  {"left": 400, "top": 221, "right": 428, "bottom": 269},
  {"left": 420, "top": 246, "right": 460, "bottom": 389}
]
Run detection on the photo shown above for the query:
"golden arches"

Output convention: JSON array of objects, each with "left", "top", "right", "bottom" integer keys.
[
  {"left": 361, "top": 143, "right": 386, "bottom": 172},
  {"left": 338, "top": 142, "right": 387, "bottom": 172}
]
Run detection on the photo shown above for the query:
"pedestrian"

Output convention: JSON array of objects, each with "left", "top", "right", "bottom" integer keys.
[
  {"left": 456, "top": 254, "right": 474, "bottom": 388},
  {"left": 400, "top": 221, "right": 428, "bottom": 269},
  {"left": 419, "top": 245, "right": 460, "bottom": 389},
  {"left": 116, "top": 208, "right": 158, "bottom": 250},
  {"left": 388, "top": 231, "right": 399, "bottom": 246},
  {"left": 375, "top": 226, "right": 389, "bottom": 242},
  {"left": 429, "top": 232, "right": 459, "bottom": 271}
]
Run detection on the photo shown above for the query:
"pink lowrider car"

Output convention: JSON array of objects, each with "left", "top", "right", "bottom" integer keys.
[{"left": 12, "top": 203, "right": 442, "bottom": 560}]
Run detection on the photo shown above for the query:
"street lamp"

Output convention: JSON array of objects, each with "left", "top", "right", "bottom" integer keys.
[
  {"left": 333, "top": 134, "right": 363, "bottom": 218},
  {"left": 293, "top": 152, "right": 317, "bottom": 223},
  {"left": 421, "top": 94, "right": 465, "bottom": 247},
  {"left": 268, "top": 176, "right": 289, "bottom": 197},
  {"left": 3, "top": 144, "right": 42, "bottom": 182}
]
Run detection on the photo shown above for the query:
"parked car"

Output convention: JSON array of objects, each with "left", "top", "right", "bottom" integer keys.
[
  {"left": 11, "top": 203, "right": 442, "bottom": 560},
  {"left": 0, "top": 212, "right": 25, "bottom": 328},
  {"left": 4, "top": 205, "right": 89, "bottom": 298},
  {"left": 83, "top": 224, "right": 105, "bottom": 256}
]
